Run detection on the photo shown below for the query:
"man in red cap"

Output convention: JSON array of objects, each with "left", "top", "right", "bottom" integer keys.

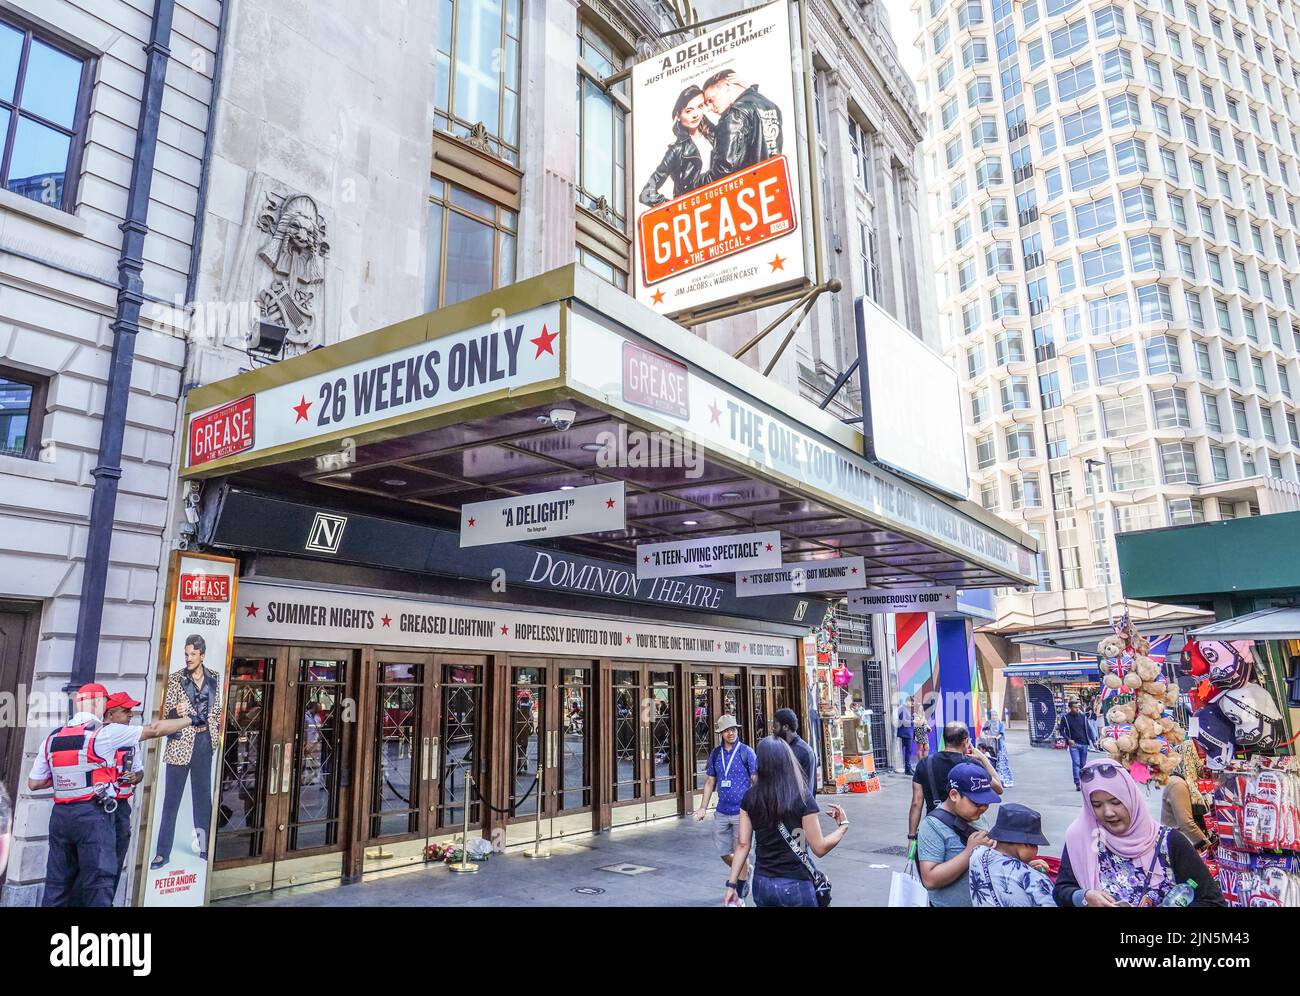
[
  {"left": 103, "top": 691, "right": 146, "bottom": 895},
  {"left": 27, "top": 683, "right": 195, "bottom": 906}
]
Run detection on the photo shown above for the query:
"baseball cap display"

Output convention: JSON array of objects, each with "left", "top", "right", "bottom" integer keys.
[
  {"left": 1217, "top": 683, "right": 1283, "bottom": 752},
  {"left": 948, "top": 761, "right": 1001, "bottom": 804},
  {"left": 1191, "top": 699, "right": 1237, "bottom": 770}
]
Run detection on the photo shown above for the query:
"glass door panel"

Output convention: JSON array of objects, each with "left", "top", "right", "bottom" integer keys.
[
  {"left": 436, "top": 657, "right": 484, "bottom": 832},
  {"left": 609, "top": 668, "right": 642, "bottom": 825},
  {"left": 648, "top": 669, "right": 677, "bottom": 803},
  {"left": 371, "top": 660, "right": 423, "bottom": 838},
  {"left": 690, "top": 671, "right": 713, "bottom": 794},
  {"left": 555, "top": 667, "right": 592, "bottom": 828},
  {"left": 510, "top": 664, "right": 544, "bottom": 818}
]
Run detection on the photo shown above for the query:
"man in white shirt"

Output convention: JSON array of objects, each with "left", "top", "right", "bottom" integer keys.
[{"left": 27, "top": 683, "right": 195, "bottom": 906}]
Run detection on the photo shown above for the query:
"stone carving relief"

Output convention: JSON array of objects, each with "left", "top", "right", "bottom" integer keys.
[{"left": 254, "top": 191, "right": 330, "bottom": 349}]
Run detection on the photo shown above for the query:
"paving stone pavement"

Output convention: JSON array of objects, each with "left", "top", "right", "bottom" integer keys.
[{"left": 234, "top": 728, "right": 1163, "bottom": 907}]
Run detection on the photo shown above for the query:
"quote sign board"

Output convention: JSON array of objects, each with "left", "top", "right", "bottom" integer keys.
[
  {"left": 637, "top": 530, "right": 782, "bottom": 579},
  {"left": 141, "top": 552, "right": 238, "bottom": 907},
  {"left": 184, "top": 303, "right": 561, "bottom": 470},
  {"left": 846, "top": 586, "right": 957, "bottom": 615},
  {"left": 460, "top": 482, "right": 626, "bottom": 547},
  {"left": 736, "top": 556, "right": 865, "bottom": 596},
  {"left": 631, "top": 0, "right": 807, "bottom": 315}
]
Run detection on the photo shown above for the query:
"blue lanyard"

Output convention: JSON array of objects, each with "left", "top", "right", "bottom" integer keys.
[{"left": 719, "top": 744, "right": 740, "bottom": 779}]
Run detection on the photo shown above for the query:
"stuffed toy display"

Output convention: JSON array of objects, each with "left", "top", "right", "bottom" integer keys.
[{"left": 1095, "top": 619, "right": 1187, "bottom": 784}]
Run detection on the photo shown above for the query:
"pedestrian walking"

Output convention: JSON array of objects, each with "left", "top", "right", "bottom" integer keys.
[
  {"left": 723, "top": 736, "right": 848, "bottom": 907},
  {"left": 102, "top": 691, "right": 146, "bottom": 897},
  {"left": 1160, "top": 747, "right": 1212, "bottom": 853},
  {"left": 1058, "top": 700, "right": 1094, "bottom": 790},
  {"left": 908, "top": 721, "right": 1003, "bottom": 846},
  {"left": 896, "top": 697, "right": 915, "bottom": 775},
  {"left": 915, "top": 761, "right": 997, "bottom": 907},
  {"left": 983, "top": 709, "right": 1015, "bottom": 787},
  {"left": 912, "top": 701, "right": 931, "bottom": 762},
  {"left": 772, "top": 707, "right": 818, "bottom": 798},
  {"left": 1054, "top": 758, "right": 1225, "bottom": 906},
  {"left": 26, "top": 683, "right": 195, "bottom": 907},
  {"left": 968, "top": 803, "right": 1056, "bottom": 907},
  {"left": 694, "top": 714, "right": 758, "bottom": 903}
]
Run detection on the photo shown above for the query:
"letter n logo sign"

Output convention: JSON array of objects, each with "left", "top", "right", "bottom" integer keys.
[{"left": 305, "top": 512, "right": 347, "bottom": 554}]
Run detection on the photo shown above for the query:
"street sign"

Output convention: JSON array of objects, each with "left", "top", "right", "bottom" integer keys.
[
  {"left": 460, "top": 482, "right": 626, "bottom": 547},
  {"left": 637, "top": 530, "right": 782, "bottom": 579},
  {"left": 735, "top": 556, "right": 865, "bottom": 596},
  {"left": 846, "top": 585, "right": 958, "bottom": 614}
]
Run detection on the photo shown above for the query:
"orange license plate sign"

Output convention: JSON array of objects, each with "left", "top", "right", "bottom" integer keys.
[{"left": 638, "top": 155, "right": 797, "bottom": 285}]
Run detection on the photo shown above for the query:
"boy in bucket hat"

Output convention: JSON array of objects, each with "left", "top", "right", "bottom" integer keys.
[
  {"left": 916, "top": 761, "right": 997, "bottom": 906},
  {"left": 694, "top": 715, "right": 758, "bottom": 903},
  {"left": 968, "top": 803, "right": 1057, "bottom": 906}
]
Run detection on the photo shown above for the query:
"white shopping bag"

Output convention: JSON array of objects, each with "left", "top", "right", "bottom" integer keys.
[{"left": 888, "top": 861, "right": 929, "bottom": 907}]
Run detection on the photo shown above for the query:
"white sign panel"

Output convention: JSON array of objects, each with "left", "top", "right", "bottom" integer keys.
[
  {"left": 460, "top": 482, "right": 626, "bottom": 547},
  {"left": 236, "top": 582, "right": 796, "bottom": 666},
  {"left": 847, "top": 586, "right": 958, "bottom": 614},
  {"left": 637, "top": 530, "right": 782, "bottom": 578},
  {"left": 861, "top": 296, "right": 969, "bottom": 499},
  {"left": 568, "top": 313, "right": 1036, "bottom": 584},
  {"left": 142, "top": 553, "right": 238, "bottom": 907},
  {"left": 185, "top": 303, "right": 561, "bottom": 468},
  {"left": 736, "top": 556, "right": 866, "bottom": 596},
  {"left": 631, "top": 0, "right": 807, "bottom": 315}
]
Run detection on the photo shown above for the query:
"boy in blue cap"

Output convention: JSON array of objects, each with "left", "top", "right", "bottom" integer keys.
[
  {"left": 916, "top": 761, "right": 997, "bottom": 907},
  {"left": 968, "top": 803, "right": 1057, "bottom": 906}
]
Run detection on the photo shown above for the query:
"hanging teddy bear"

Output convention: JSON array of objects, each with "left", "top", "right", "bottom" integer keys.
[{"left": 1095, "top": 628, "right": 1187, "bottom": 785}]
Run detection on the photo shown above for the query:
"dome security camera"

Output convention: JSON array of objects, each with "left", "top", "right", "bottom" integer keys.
[{"left": 549, "top": 408, "right": 577, "bottom": 432}]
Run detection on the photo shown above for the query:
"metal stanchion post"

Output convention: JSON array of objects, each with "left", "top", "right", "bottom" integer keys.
[
  {"left": 447, "top": 766, "right": 479, "bottom": 874},
  {"left": 522, "top": 732, "right": 550, "bottom": 859}
]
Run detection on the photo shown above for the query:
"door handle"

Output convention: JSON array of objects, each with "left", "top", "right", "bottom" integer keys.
[
  {"left": 546, "top": 730, "right": 557, "bottom": 769},
  {"left": 281, "top": 741, "right": 294, "bottom": 794},
  {"left": 421, "top": 736, "right": 431, "bottom": 781},
  {"left": 268, "top": 743, "right": 281, "bottom": 795},
  {"left": 430, "top": 736, "right": 440, "bottom": 782}
]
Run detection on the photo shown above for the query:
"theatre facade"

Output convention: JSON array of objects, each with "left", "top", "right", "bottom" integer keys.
[{"left": 167, "top": 266, "right": 1036, "bottom": 899}]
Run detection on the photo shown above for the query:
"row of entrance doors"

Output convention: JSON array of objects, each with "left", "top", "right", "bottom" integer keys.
[{"left": 210, "top": 643, "right": 797, "bottom": 899}]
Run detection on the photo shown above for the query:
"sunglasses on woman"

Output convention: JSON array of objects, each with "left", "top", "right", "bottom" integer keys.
[{"left": 1080, "top": 762, "right": 1121, "bottom": 783}]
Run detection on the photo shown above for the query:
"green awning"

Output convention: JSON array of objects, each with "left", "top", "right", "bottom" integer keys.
[{"left": 1115, "top": 511, "right": 1300, "bottom": 606}]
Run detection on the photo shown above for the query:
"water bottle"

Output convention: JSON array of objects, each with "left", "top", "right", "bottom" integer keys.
[{"left": 1160, "top": 880, "right": 1197, "bottom": 907}]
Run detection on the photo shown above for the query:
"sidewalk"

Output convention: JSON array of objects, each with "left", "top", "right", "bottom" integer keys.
[{"left": 236, "top": 730, "right": 1160, "bottom": 907}]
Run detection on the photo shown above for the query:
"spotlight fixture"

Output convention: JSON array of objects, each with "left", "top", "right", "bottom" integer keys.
[{"left": 249, "top": 319, "right": 290, "bottom": 357}]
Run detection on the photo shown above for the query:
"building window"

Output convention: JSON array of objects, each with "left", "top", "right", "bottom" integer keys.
[
  {"left": 1095, "top": 343, "right": 1138, "bottom": 385},
  {"left": 435, "top": 0, "right": 522, "bottom": 164},
  {"left": 975, "top": 431, "right": 997, "bottom": 468},
  {"left": 1101, "top": 394, "right": 1146, "bottom": 436},
  {"left": 577, "top": 24, "right": 628, "bottom": 232},
  {"left": 0, "top": 365, "right": 46, "bottom": 459},
  {"left": 1160, "top": 442, "right": 1199, "bottom": 484},
  {"left": 1004, "top": 426, "right": 1036, "bottom": 459},
  {"left": 1151, "top": 387, "right": 1190, "bottom": 428},
  {"left": 1109, "top": 449, "right": 1154, "bottom": 491},
  {"left": 425, "top": 179, "right": 518, "bottom": 309},
  {"left": 1167, "top": 497, "right": 1204, "bottom": 525},
  {"left": 0, "top": 17, "right": 92, "bottom": 211}
]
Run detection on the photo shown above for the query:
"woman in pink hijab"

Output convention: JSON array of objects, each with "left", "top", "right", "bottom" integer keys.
[{"left": 1053, "top": 759, "right": 1224, "bottom": 907}]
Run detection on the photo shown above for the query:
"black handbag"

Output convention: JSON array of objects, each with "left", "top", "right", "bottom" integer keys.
[{"left": 776, "top": 821, "right": 832, "bottom": 907}]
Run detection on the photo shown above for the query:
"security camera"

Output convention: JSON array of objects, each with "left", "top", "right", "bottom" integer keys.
[{"left": 549, "top": 408, "right": 577, "bottom": 432}]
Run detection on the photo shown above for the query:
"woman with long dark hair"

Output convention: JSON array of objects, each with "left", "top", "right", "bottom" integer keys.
[
  {"left": 723, "top": 736, "right": 849, "bottom": 907},
  {"left": 638, "top": 84, "right": 714, "bottom": 207}
]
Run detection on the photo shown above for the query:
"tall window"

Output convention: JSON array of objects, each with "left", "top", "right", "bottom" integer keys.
[
  {"left": 576, "top": 24, "right": 628, "bottom": 232},
  {"left": 435, "top": 0, "right": 522, "bottom": 164},
  {"left": 0, "top": 17, "right": 91, "bottom": 211},
  {"left": 0, "top": 365, "right": 46, "bottom": 459},
  {"left": 425, "top": 180, "right": 518, "bottom": 309}
]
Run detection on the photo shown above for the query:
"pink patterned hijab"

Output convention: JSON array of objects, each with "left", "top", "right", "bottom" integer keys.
[{"left": 1063, "top": 759, "right": 1164, "bottom": 893}]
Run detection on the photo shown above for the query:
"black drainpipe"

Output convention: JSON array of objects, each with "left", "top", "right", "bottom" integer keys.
[{"left": 68, "top": 0, "right": 177, "bottom": 696}]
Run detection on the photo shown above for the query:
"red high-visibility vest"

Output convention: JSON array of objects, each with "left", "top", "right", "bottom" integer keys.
[
  {"left": 112, "top": 745, "right": 136, "bottom": 801},
  {"left": 44, "top": 723, "right": 119, "bottom": 804}
]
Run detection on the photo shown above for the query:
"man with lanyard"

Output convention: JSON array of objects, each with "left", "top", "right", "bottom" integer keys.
[
  {"left": 27, "top": 683, "right": 195, "bottom": 906},
  {"left": 103, "top": 690, "right": 146, "bottom": 897},
  {"left": 694, "top": 715, "right": 758, "bottom": 903}
]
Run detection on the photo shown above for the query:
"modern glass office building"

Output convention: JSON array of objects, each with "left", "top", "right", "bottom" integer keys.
[{"left": 912, "top": 0, "right": 1300, "bottom": 640}]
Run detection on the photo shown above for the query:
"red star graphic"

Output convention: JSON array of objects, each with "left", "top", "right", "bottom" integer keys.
[
  {"left": 650, "top": 289, "right": 665, "bottom": 305},
  {"left": 625, "top": 635, "right": 632, "bottom": 643},
  {"left": 851, "top": 567, "right": 859, "bottom": 575},
  {"left": 708, "top": 400, "right": 722, "bottom": 426},
  {"left": 769, "top": 254, "right": 786, "bottom": 272},
  {"left": 605, "top": 498, "right": 616, "bottom": 509},
  {"left": 530, "top": 323, "right": 558, "bottom": 358},
  {"left": 244, "top": 603, "right": 259, "bottom": 617},
  {"left": 467, "top": 517, "right": 476, "bottom": 527},
  {"left": 292, "top": 395, "right": 312, "bottom": 423},
  {"left": 381, "top": 614, "right": 392, "bottom": 627},
  {"left": 642, "top": 555, "right": 650, "bottom": 564},
  {"left": 500, "top": 625, "right": 509, "bottom": 636},
  {"left": 740, "top": 576, "right": 748, "bottom": 583},
  {"left": 765, "top": 543, "right": 774, "bottom": 552}
]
